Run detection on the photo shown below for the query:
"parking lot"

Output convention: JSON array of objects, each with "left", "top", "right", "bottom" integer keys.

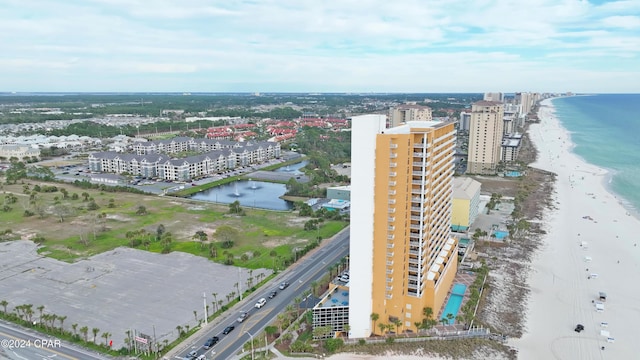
[{"left": 0, "top": 241, "right": 272, "bottom": 349}]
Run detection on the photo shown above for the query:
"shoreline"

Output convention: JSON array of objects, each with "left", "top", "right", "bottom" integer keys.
[
  {"left": 545, "top": 97, "right": 640, "bottom": 221},
  {"left": 512, "top": 98, "right": 640, "bottom": 359}
]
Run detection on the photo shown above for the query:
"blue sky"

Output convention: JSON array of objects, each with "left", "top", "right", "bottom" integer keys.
[{"left": 1, "top": 0, "right": 639, "bottom": 93}]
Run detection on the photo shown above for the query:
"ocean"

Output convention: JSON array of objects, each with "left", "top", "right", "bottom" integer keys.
[{"left": 551, "top": 94, "right": 640, "bottom": 213}]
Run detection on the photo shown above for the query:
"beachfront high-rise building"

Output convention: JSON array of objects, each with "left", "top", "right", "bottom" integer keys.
[
  {"left": 349, "top": 115, "right": 458, "bottom": 338},
  {"left": 466, "top": 101, "right": 505, "bottom": 175},
  {"left": 388, "top": 104, "right": 433, "bottom": 128},
  {"left": 483, "top": 92, "right": 504, "bottom": 102}
]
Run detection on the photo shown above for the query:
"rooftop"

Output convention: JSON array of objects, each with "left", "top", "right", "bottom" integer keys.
[
  {"left": 316, "top": 284, "right": 350, "bottom": 308},
  {"left": 385, "top": 120, "right": 445, "bottom": 134}
]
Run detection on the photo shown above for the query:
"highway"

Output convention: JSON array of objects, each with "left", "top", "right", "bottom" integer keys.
[
  {"left": 174, "top": 229, "right": 350, "bottom": 360},
  {"left": 0, "top": 320, "right": 109, "bottom": 360}
]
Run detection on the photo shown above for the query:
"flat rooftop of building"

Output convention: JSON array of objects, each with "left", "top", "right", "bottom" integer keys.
[
  {"left": 318, "top": 285, "right": 350, "bottom": 308},
  {"left": 385, "top": 120, "right": 445, "bottom": 134}
]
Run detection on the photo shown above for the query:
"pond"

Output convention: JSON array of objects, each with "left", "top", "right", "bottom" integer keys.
[
  {"left": 273, "top": 160, "right": 307, "bottom": 174},
  {"left": 189, "top": 180, "right": 294, "bottom": 211}
]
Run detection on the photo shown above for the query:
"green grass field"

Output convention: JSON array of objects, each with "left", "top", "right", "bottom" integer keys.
[{"left": 0, "top": 180, "right": 347, "bottom": 268}]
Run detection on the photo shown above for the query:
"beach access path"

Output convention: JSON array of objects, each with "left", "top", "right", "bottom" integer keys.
[{"left": 511, "top": 99, "right": 640, "bottom": 360}]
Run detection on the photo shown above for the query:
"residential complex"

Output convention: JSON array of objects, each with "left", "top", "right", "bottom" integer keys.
[
  {"left": 451, "top": 177, "right": 481, "bottom": 231},
  {"left": 0, "top": 144, "right": 40, "bottom": 160},
  {"left": 466, "top": 101, "right": 505, "bottom": 174},
  {"left": 89, "top": 138, "right": 280, "bottom": 181},
  {"left": 388, "top": 104, "right": 433, "bottom": 128},
  {"left": 349, "top": 115, "right": 458, "bottom": 338}
]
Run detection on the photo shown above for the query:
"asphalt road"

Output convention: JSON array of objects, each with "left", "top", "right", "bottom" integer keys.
[
  {"left": 175, "top": 229, "right": 350, "bottom": 360},
  {"left": 0, "top": 320, "right": 109, "bottom": 360}
]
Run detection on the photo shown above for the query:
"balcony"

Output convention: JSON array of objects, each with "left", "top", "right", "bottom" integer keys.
[
  {"left": 386, "top": 285, "right": 393, "bottom": 291},
  {"left": 409, "top": 250, "right": 419, "bottom": 256},
  {"left": 388, "top": 190, "right": 396, "bottom": 196},
  {"left": 408, "top": 275, "right": 418, "bottom": 282},
  {"left": 410, "top": 215, "right": 422, "bottom": 221},
  {"left": 387, "top": 226, "right": 395, "bottom": 231},
  {"left": 386, "top": 269, "right": 394, "bottom": 275},
  {"left": 389, "top": 172, "right": 397, "bottom": 177},
  {"left": 389, "top": 153, "right": 398, "bottom": 158},
  {"left": 412, "top": 171, "right": 423, "bottom": 176},
  {"left": 410, "top": 206, "right": 421, "bottom": 212},
  {"left": 412, "top": 162, "right": 425, "bottom": 166},
  {"left": 388, "top": 208, "right": 396, "bottom": 214},
  {"left": 387, "top": 234, "right": 395, "bottom": 240},
  {"left": 386, "top": 252, "right": 394, "bottom": 258},
  {"left": 388, "top": 217, "right": 395, "bottom": 222},
  {"left": 408, "top": 265, "right": 419, "bottom": 272},
  {"left": 386, "top": 277, "right": 393, "bottom": 283},
  {"left": 390, "top": 143, "right": 398, "bottom": 149},
  {"left": 389, "top": 162, "right": 397, "bottom": 168},
  {"left": 389, "top": 181, "right": 396, "bottom": 186},
  {"left": 387, "top": 243, "right": 394, "bottom": 249},
  {"left": 388, "top": 199, "right": 396, "bottom": 205},
  {"left": 414, "top": 143, "right": 425, "bottom": 148},
  {"left": 385, "top": 293, "right": 393, "bottom": 300},
  {"left": 386, "top": 260, "right": 394, "bottom": 266}
]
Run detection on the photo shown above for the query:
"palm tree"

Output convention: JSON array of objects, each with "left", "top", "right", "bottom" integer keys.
[
  {"left": 81, "top": 192, "right": 90, "bottom": 201},
  {"left": 446, "top": 313, "right": 454, "bottom": 324},
  {"left": 343, "top": 324, "right": 351, "bottom": 337},
  {"left": 392, "top": 318, "right": 402, "bottom": 334},
  {"left": 176, "top": 325, "right": 183, "bottom": 337},
  {"left": 212, "top": 293, "right": 218, "bottom": 312},
  {"left": 0, "top": 300, "right": 7, "bottom": 314},
  {"left": 370, "top": 313, "right": 379, "bottom": 335},
  {"left": 37, "top": 305, "right": 45, "bottom": 323},
  {"left": 92, "top": 327, "right": 100, "bottom": 343},
  {"left": 71, "top": 323, "right": 78, "bottom": 336},
  {"left": 377, "top": 322, "right": 386, "bottom": 335},
  {"left": 80, "top": 326, "right": 89, "bottom": 342},
  {"left": 58, "top": 315, "right": 67, "bottom": 332},
  {"left": 101, "top": 332, "right": 111, "bottom": 346}
]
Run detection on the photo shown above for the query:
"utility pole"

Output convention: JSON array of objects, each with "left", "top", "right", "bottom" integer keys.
[
  {"left": 245, "top": 331, "right": 254, "bottom": 360},
  {"left": 238, "top": 268, "right": 243, "bottom": 300},
  {"left": 203, "top": 292, "right": 208, "bottom": 324}
]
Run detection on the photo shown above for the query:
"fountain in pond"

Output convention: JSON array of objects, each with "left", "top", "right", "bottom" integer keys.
[
  {"left": 231, "top": 182, "right": 242, "bottom": 197},
  {"left": 248, "top": 178, "right": 260, "bottom": 190}
]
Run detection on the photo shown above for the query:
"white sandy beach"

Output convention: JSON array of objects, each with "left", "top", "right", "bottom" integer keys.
[{"left": 511, "top": 99, "right": 640, "bottom": 359}]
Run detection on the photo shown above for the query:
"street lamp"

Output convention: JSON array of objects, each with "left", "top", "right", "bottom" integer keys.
[{"left": 245, "top": 331, "right": 254, "bottom": 360}]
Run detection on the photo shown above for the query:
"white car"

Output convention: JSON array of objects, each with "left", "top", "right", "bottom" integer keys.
[{"left": 255, "top": 298, "right": 267, "bottom": 309}]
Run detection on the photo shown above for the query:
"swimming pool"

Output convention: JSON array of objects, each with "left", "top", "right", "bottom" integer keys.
[
  {"left": 505, "top": 171, "right": 521, "bottom": 177},
  {"left": 494, "top": 231, "right": 509, "bottom": 239},
  {"left": 441, "top": 283, "right": 467, "bottom": 324},
  {"left": 459, "top": 238, "right": 470, "bottom": 247}
]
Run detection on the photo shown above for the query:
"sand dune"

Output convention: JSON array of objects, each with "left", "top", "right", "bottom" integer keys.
[{"left": 511, "top": 99, "right": 640, "bottom": 359}]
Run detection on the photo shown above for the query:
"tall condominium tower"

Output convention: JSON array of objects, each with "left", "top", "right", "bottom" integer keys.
[
  {"left": 466, "top": 101, "right": 504, "bottom": 175},
  {"left": 349, "top": 115, "right": 458, "bottom": 338},
  {"left": 388, "top": 104, "right": 433, "bottom": 128}
]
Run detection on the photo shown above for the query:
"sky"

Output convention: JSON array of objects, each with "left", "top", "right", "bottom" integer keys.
[{"left": 1, "top": 0, "right": 639, "bottom": 93}]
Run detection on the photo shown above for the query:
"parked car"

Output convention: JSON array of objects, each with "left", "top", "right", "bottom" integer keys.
[
  {"left": 279, "top": 281, "right": 290, "bottom": 290},
  {"left": 574, "top": 324, "right": 584, "bottom": 333},
  {"left": 203, "top": 336, "right": 219, "bottom": 349},
  {"left": 222, "top": 325, "right": 235, "bottom": 335},
  {"left": 237, "top": 311, "right": 249, "bottom": 323},
  {"left": 268, "top": 290, "right": 277, "bottom": 299},
  {"left": 255, "top": 298, "right": 267, "bottom": 309}
]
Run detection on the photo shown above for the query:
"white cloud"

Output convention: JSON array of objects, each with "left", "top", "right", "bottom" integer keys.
[
  {"left": 601, "top": 15, "right": 640, "bottom": 29},
  {"left": 0, "top": 0, "right": 638, "bottom": 92}
]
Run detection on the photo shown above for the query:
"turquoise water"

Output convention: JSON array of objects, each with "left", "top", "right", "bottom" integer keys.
[
  {"left": 551, "top": 94, "right": 640, "bottom": 213},
  {"left": 441, "top": 283, "right": 466, "bottom": 324},
  {"left": 459, "top": 238, "right": 470, "bottom": 246},
  {"left": 505, "top": 171, "right": 521, "bottom": 177},
  {"left": 494, "top": 231, "right": 508, "bottom": 239}
]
